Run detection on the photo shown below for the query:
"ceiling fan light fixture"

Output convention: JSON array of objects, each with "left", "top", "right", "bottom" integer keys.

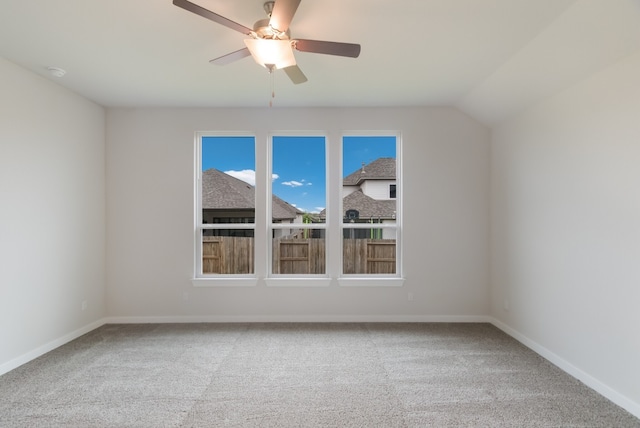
[
  {"left": 244, "top": 38, "right": 296, "bottom": 70},
  {"left": 173, "top": 0, "right": 360, "bottom": 85}
]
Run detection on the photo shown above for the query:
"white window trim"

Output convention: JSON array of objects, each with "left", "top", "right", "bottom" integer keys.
[
  {"left": 267, "top": 133, "right": 330, "bottom": 279},
  {"left": 192, "top": 130, "right": 404, "bottom": 286},
  {"left": 193, "top": 132, "right": 258, "bottom": 282},
  {"left": 339, "top": 131, "right": 403, "bottom": 282}
]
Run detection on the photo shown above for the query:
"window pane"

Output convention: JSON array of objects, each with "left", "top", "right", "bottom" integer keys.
[
  {"left": 199, "top": 135, "right": 255, "bottom": 277},
  {"left": 271, "top": 136, "right": 326, "bottom": 276},
  {"left": 202, "top": 136, "right": 256, "bottom": 224},
  {"left": 272, "top": 136, "right": 326, "bottom": 221},
  {"left": 272, "top": 229, "right": 326, "bottom": 274},
  {"left": 202, "top": 230, "right": 254, "bottom": 274},
  {"left": 342, "top": 136, "right": 397, "bottom": 275},
  {"left": 343, "top": 229, "right": 396, "bottom": 274}
]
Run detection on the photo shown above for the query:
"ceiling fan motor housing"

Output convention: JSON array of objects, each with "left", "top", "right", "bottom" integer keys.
[{"left": 253, "top": 19, "right": 290, "bottom": 40}]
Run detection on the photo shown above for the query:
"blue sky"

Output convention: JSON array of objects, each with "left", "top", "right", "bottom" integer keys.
[{"left": 202, "top": 135, "right": 395, "bottom": 213}]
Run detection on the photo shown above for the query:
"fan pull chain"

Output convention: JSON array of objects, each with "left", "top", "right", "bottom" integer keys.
[
  {"left": 270, "top": 68, "right": 274, "bottom": 107},
  {"left": 266, "top": 64, "right": 276, "bottom": 108}
]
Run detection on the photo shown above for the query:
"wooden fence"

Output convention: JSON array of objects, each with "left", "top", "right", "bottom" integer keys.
[
  {"left": 343, "top": 239, "right": 396, "bottom": 274},
  {"left": 202, "top": 236, "right": 254, "bottom": 274},
  {"left": 272, "top": 238, "right": 326, "bottom": 274},
  {"left": 202, "top": 236, "right": 395, "bottom": 274}
]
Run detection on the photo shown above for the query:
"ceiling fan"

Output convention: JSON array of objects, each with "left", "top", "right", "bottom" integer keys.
[{"left": 173, "top": 0, "right": 361, "bottom": 85}]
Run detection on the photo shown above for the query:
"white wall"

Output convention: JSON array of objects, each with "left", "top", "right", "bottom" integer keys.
[
  {"left": 342, "top": 185, "right": 359, "bottom": 198},
  {"left": 491, "top": 51, "right": 640, "bottom": 413},
  {"left": 361, "top": 179, "right": 395, "bottom": 200},
  {"left": 0, "top": 58, "right": 106, "bottom": 372},
  {"left": 106, "top": 107, "right": 490, "bottom": 320}
]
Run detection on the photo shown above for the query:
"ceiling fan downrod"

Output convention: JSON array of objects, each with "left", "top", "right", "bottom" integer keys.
[{"left": 263, "top": 1, "right": 275, "bottom": 17}]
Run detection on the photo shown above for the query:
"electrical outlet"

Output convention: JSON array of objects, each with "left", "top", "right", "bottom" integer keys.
[
  {"left": 81, "top": 300, "right": 87, "bottom": 311},
  {"left": 183, "top": 292, "right": 190, "bottom": 302},
  {"left": 407, "top": 292, "right": 414, "bottom": 302}
]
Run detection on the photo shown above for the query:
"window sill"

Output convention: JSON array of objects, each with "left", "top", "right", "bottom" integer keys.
[
  {"left": 191, "top": 277, "right": 258, "bottom": 287},
  {"left": 338, "top": 278, "right": 405, "bottom": 287},
  {"left": 265, "top": 278, "right": 332, "bottom": 287}
]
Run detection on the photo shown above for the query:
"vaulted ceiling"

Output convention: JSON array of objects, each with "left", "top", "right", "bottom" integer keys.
[{"left": 1, "top": 0, "right": 639, "bottom": 124}]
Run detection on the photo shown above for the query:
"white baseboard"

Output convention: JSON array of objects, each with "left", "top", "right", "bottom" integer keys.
[
  {"left": 489, "top": 317, "right": 640, "bottom": 420},
  {"left": 104, "top": 314, "right": 492, "bottom": 324},
  {"left": 0, "top": 318, "right": 107, "bottom": 376}
]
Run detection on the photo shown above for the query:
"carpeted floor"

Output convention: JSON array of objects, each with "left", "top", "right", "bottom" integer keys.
[{"left": 0, "top": 323, "right": 638, "bottom": 427}]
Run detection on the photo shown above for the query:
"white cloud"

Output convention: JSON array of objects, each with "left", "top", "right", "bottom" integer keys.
[
  {"left": 307, "top": 182, "right": 313, "bottom": 186},
  {"left": 224, "top": 170, "right": 278, "bottom": 185},
  {"left": 225, "top": 169, "right": 256, "bottom": 185},
  {"left": 282, "top": 180, "right": 304, "bottom": 187},
  {"left": 295, "top": 207, "right": 323, "bottom": 214}
]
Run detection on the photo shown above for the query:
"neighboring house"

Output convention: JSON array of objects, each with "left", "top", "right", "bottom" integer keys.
[
  {"left": 320, "top": 157, "right": 397, "bottom": 239},
  {"left": 202, "top": 168, "right": 303, "bottom": 237}
]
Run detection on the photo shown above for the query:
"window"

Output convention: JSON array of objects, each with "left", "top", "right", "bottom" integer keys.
[
  {"left": 194, "top": 131, "right": 402, "bottom": 284},
  {"left": 270, "top": 135, "right": 327, "bottom": 276},
  {"left": 342, "top": 135, "right": 399, "bottom": 276},
  {"left": 196, "top": 134, "right": 256, "bottom": 277}
]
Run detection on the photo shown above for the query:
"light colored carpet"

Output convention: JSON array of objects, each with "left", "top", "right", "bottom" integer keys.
[{"left": 0, "top": 323, "right": 638, "bottom": 427}]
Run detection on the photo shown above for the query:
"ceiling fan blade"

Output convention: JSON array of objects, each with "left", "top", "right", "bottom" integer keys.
[
  {"left": 269, "top": 0, "right": 301, "bottom": 33},
  {"left": 295, "top": 39, "right": 361, "bottom": 58},
  {"left": 173, "top": 0, "right": 252, "bottom": 35},
  {"left": 209, "top": 48, "right": 251, "bottom": 65},
  {"left": 283, "top": 65, "right": 308, "bottom": 84}
]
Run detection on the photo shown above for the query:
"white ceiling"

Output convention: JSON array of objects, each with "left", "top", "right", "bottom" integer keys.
[{"left": 1, "top": 0, "right": 639, "bottom": 124}]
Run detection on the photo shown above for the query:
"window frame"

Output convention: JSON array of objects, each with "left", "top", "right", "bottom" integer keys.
[
  {"left": 267, "top": 132, "right": 330, "bottom": 280},
  {"left": 338, "top": 132, "right": 403, "bottom": 284},
  {"left": 192, "top": 130, "right": 404, "bottom": 287},
  {"left": 193, "top": 131, "right": 258, "bottom": 285}
]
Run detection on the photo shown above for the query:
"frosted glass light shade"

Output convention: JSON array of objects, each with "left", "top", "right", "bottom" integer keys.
[{"left": 244, "top": 38, "right": 296, "bottom": 69}]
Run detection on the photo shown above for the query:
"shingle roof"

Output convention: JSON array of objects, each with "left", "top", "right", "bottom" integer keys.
[
  {"left": 272, "top": 196, "right": 302, "bottom": 221},
  {"left": 202, "top": 168, "right": 301, "bottom": 220},
  {"left": 343, "top": 157, "right": 396, "bottom": 186},
  {"left": 202, "top": 168, "right": 253, "bottom": 210},
  {"left": 342, "top": 190, "right": 396, "bottom": 219},
  {"left": 319, "top": 189, "right": 396, "bottom": 220}
]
